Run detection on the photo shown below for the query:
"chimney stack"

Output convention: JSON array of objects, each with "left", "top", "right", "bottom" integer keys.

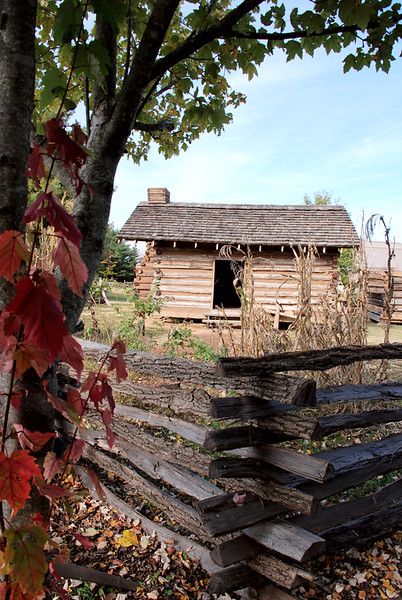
[{"left": 147, "top": 188, "right": 170, "bottom": 204}]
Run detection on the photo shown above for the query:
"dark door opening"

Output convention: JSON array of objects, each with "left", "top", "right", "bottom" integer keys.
[{"left": 213, "top": 260, "right": 242, "bottom": 309}]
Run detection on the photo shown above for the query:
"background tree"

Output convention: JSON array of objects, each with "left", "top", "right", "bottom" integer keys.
[
  {"left": 303, "top": 190, "right": 338, "bottom": 205},
  {"left": 97, "top": 225, "right": 137, "bottom": 282}
]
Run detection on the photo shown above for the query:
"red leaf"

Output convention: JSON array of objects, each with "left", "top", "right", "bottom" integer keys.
[
  {"left": 74, "top": 533, "right": 94, "bottom": 549},
  {"left": 53, "top": 238, "right": 88, "bottom": 297},
  {"left": 105, "top": 424, "right": 115, "bottom": 449},
  {"left": 9, "top": 584, "right": 45, "bottom": 600},
  {"left": 26, "top": 144, "right": 46, "bottom": 186},
  {"left": 108, "top": 354, "right": 127, "bottom": 383},
  {"left": 3, "top": 314, "right": 21, "bottom": 337},
  {"left": 63, "top": 439, "right": 85, "bottom": 464},
  {"left": 0, "top": 583, "right": 6, "bottom": 600},
  {"left": 0, "top": 231, "right": 29, "bottom": 283},
  {"left": 7, "top": 277, "right": 67, "bottom": 360},
  {"left": 0, "top": 450, "right": 41, "bottom": 514},
  {"left": 14, "top": 425, "right": 54, "bottom": 453},
  {"left": 11, "top": 391, "right": 24, "bottom": 411},
  {"left": 43, "top": 452, "right": 64, "bottom": 483},
  {"left": 66, "top": 387, "right": 85, "bottom": 418},
  {"left": 71, "top": 123, "right": 87, "bottom": 146},
  {"left": 24, "top": 191, "right": 81, "bottom": 247},
  {"left": 111, "top": 339, "right": 126, "bottom": 354},
  {"left": 45, "top": 390, "right": 81, "bottom": 426},
  {"left": 45, "top": 118, "right": 87, "bottom": 195},
  {"left": 81, "top": 372, "right": 114, "bottom": 412},
  {"left": 34, "top": 478, "right": 70, "bottom": 499},
  {"left": 13, "top": 343, "right": 50, "bottom": 378},
  {"left": 37, "top": 271, "right": 62, "bottom": 305},
  {"left": 100, "top": 408, "right": 115, "bottom": 449},
  {"left": 75, "top": 465, "right": 106, "bottom": 501},
  {"left": 59, "top": 335, "right": 83, "bottom": 378}
]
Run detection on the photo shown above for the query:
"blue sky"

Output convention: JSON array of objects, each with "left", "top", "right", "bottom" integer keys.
[{"left": 110, "top": 47, "right": 402, "bottom": 242}]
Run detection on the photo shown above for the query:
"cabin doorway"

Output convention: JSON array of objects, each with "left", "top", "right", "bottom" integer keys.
[{"left": 213, "top": 260, "right": 242, "bottom": 309}]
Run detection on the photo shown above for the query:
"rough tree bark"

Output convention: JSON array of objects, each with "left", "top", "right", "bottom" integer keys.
[{"left": 0, "top": 0, "right": 36, "bottom": 306}]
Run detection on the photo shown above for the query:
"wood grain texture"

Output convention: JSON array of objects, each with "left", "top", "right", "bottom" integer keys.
[{"left": 217, "top": 343, "right": 402, "bottom": 375}]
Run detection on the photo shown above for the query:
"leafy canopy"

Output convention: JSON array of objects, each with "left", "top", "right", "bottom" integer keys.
[{"left": 36, "top": 0, "right": 402, "bottom": 161}]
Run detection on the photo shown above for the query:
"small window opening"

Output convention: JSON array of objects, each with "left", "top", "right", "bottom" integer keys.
[{"left": 213, "top": 260, "right": 243, "bottom": 309}]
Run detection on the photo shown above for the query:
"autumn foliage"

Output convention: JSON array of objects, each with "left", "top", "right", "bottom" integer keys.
[{"left": 0, "top": 116, "right": 127, "bottom": 598}]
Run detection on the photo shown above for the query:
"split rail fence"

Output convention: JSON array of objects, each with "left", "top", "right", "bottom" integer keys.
[{"left": 81, "top": 341, "right": 402, "bottom": 599}]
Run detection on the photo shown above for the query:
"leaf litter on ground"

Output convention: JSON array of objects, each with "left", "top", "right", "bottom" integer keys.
[
  {"left": 48, "top": 477, "right": 231, "bottom": 600},
  {"left": 49, "top": 476, "right": 402, "bottom": 600}
]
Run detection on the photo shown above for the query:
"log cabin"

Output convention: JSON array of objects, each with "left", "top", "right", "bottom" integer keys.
[{"left": 119, "top": 188, "right": 359, "bottom": 324}]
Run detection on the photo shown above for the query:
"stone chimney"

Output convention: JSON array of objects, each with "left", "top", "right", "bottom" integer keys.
[{"left": 147, "top": 187, "right": 170, "bottom": 204}]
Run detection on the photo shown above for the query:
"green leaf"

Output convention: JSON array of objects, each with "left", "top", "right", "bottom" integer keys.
[
  {"left": 40, "top": 66, "right": 68, "bottom": 110},
  {"left": 91, "top": 0, "right": 127, "bottom": 33},
  {"left": 343, "top": 53, "right": 356, "bottom": 73},
  {"left": 53, "top": 0, "right": 81, "bottom": 45},
  {"left": 286, "top": 40, "right": 303, "bottom": 61},
  {"left": 4, "top": 525, "right": 48, "bottom": 597},
  {"left": 87, "top": 39, "right": 111, "bottom": 84}
]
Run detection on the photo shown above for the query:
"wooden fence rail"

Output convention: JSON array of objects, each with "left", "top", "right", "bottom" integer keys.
[{"left": 78, "top": 340, "right": 402, "bottom": 599}]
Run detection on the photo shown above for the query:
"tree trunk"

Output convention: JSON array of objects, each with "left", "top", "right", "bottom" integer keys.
[{"left": 0, "top": 0, "right": 36, "bottom": 304}]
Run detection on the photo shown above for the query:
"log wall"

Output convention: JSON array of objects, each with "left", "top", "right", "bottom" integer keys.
[
  {"left": 367, "top": 269, "right": 402, "bottom": 324},
  {"left": 81, "top": 341, "right": 402, "bottom": 599},
  {"left": 134, "top": 242, "right": 338, "bottom": 321}
]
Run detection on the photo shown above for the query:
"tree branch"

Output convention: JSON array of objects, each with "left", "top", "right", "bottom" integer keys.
[
  {"left": 221, "top": 23, "right": 359, "bottom": 40},
  {"left": 123, "top": 0, "right": 132, "bottom": 84},
  {"left": 106, "top": 0, "right": 181, "bottom": 156},
  {"left": 93, "top": 12, "right": 117, "bottom": 110},
  {"left": 133, "top": 120, "right": 174, "bottom": 133},
  {"left": 149, "top": 0, "right": 265, "bottom": 81}
]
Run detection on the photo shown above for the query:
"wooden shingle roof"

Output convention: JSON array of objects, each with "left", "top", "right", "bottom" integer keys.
[{"left": 119, "top": 203, "right": 359, "bottom": 248}]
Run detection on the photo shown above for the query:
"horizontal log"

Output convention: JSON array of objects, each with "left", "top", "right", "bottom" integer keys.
[
  {"left": 210, "top": 457, "right": 282, "bottom": 481},
  {"left": 197, "top": 492, "right": 283, "bottom": 536},
  {"left": 324, "top": 498, "right": 402, "bottom": 547},
  {"left": 210, "top": 396, "right": 295, "bottom": 420},
  {"left": 257, "top": 407, "right": 402, "bottom": 440},
  {"left": 80, "top": 340, "right": 316, "bottom": 406},
  {"left": 254, "top": 585, "right": 294, "bottom": 600},
  {"left": 83, "top": 445, "right": 207, "bottom": 539},
  {"left": 53, "top": 562, "right": 136, "bottom": 591},
  {"left": 209, "top": 565, "right": 261, "bottom": 596},
  {"left": 114, "top": 404, "right": 206, "bottom": 444},
  {"left": 217, "top": 343, "right": 402, "bottom": 375},
  {"left": 316, "top": 382, "right": 402, "bottom": 405},
  {"left": 310, "top": 408, "right": 402, "bottom": 439},
  {"left": 244, "top": 521, "right": 325, "bottom": 563},
  {"left": 246, "top": 553, "right": 314, "bottom": 589},
  {"left": 110, "top": 379, "right": 210, "bottom": 418},
  {"left": 213, "top": 434, "right": 402, "bottom": 509},
  {"left": 298, "top": 432, "right": 402, "bottom": 499},
  {"left": 205, "top": 470, "right": 317, "bottom": 515},
  {"left": 82, "top": 429, "right": 221, "bottom": 501},
  {"left": 204, "top": 426, "right": 294, "bottom": 452},
  {"left": 210, "top": 535, "right": 258, "bottom": 567},
  {"left": 111, "top": 421, "right": 210, "bottom": 477},
  {"left": 294, "top": 478, "right": 402, "bottom": 537},
  {"left": 235, "top": 446, "right": 334, "bottom": 482}
]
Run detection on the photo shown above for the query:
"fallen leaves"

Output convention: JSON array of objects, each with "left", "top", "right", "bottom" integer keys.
[
  {"left": 49, "top": 482, "right": 213, "bottom": 599},
  {"left": 295, "top": 534, "right": 402, "bottom": 599}
]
